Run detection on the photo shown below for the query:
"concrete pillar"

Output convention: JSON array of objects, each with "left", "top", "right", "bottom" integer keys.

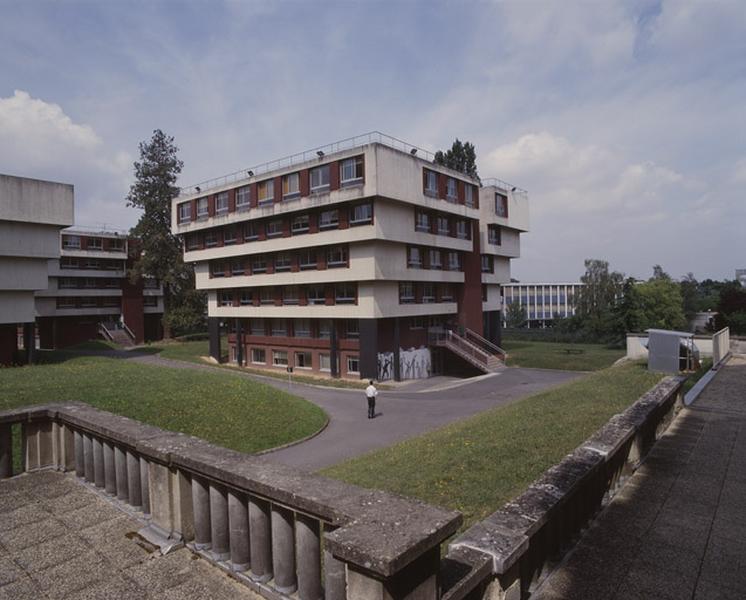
[
  {"left": 74, "top": 430, "right": 84, "bottom": 477},
  {"left": 115, "top": 446, "right": 129, "bottom": 502},
  {"left": 324, "top": 524, "right": 347, "bottom": 600},
  {"left": 210, "top": 484, "right": 230, "bottom": 561},
  {"left": 38, "top": 421, "right": 54, "bottom": 469},
  {"left": 208, "top": 318, "right": 222, "bottom": 363},
  {"left": 103, "top": 442, "right": 116, "bottom": 494},
  {"left": 228, "top": 490, "right": 250, "bottom": 572},
  {"left": 140, "top": 458, "right": 151, "bottom": 517},
  {"left": 52, "top": 422, "right": 61, "bottom": 470},
  {"left": 83, "top": 433, "right": 94, "bottom": 482},
  {"left": 0, "top": 423, "right": 11, "bottom": 479},
  {"left": 236, "top": 320, "right": 244, "bottom": 367},
  {"left": 359, "top": 319, "right": 378, "bottom": 381},
  {"left": 346, "top": 546, "right": 440, "bottom": 600},
  {"left": 296, "top": 514, "right": 322, "bottom": 600},
  {"left": 248, "top": 496, "right": 272, "bottom": 582},
  {"left": 127, "top": 451, "right": 142, "bottom": 509},
  {"left": 92, "top": 437, "right": 105, "bottom": 488},
  {"left": 192, "top": 476, "right": 211, "bottom": 550},
  {"left": 271, "top": 505, "right": 297, "bottom": 594}
]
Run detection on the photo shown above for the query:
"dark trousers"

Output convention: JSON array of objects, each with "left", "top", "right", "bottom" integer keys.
[{"left": 367, "top": 396, "right": 375, "bottom": 418}]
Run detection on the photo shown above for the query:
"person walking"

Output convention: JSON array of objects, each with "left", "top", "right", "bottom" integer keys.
[{"left": 365, "top": 380, "right": 378, "bottom": 419}]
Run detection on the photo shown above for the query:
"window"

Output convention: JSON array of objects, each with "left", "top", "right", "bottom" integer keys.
[
  {"left": 282, "top": 286, "right": 299, "bottom": 305},
  {"left": 251, "top": 348, "right": 266, "bottom": 364},
  {"left": 428, "top": 249, "right": 442, "bottom": 270},
  {"left": 345, "top": 320, "right": 359, "bottom": 339},
  {"left": 424, "top": 170, "right": 438, "bottom": 196},
  {"left": 282, "top": 172, "right": 300, "bottom": 200},
  {"left": 318, "top": 320, "right": 332, "bottom": 339},
  {"left": 446, "top": 178, "right": 457, "bottom": 202},
  {"left": 197, "top": 197, "right": 208, "bottom": 218},
  {"left": 349, "top": 203, "right": 372, "bottom": 225},
  {"left": 84, "top": 259, "right": 101, "bottom": 269},
  {"left": 205, "top": 231, "right": 218, "bottom": 247},
  {"left": 272, "top": 350, "right": 288, "bottom": 366},
  {"left": 60, "top": 257, "right": 78, "bottom": 269},
  {"left": 327, "top": 246, "right": 348, "bottom": 267},
  {"left": 295, "top": 319, "right": 311, "bottom": 338},
  {"left": 399, "top": 282, "right": 415, "bottom": 304},
  {"left": 143, "top": 296, "right": 157, "bottom": 307},
  {"left": 88, "top": 237, "right": 103, "bottom": 250},
  {"left": 252, "top": 255, "right": 267, "bottom": 273},
  {"left": 62, "top": 235, "right": 81, "bottom": 249},
  {"left": 410, "top": 317, "right": 425, "bottom": 330},
  {"left": 57, "top": 297, "right": 76, "bottom": 308},
  {"left": 275, "top": 252, "right": 292, "bottom": 271},
  {"left": 244, "top": 222, "right": 259, "bottom": 241},
  {"left": 481, "top": 255, "right": 494, "bottom": 273},
  {"left": 495, "top": 193, "right": 508, "bottom": 218},
  {"left": 456, "top": 220, "right": 469, "bottom": 240},
  {"left": 250, "top": 319, "right": 265, "bottom": 335},
  {"left": 310, "top": 165, "right": 330, "bottom": 192},
  {"left": 231, "top": 259, "right": 245, "bottom": 276},
  {"left": 295, "top": 351, "right": 312, "bottom": 369},
  {"left": 335, "top": 283, "right": 356, "bottom": 304},
  {"left": 258, "top": 180, "right": 274, "bottom": 205},
  {"left": 340, "top": 156, "right": 364, "bottom": 185},
  {"left": 105, "top": 278, "right": 119, "bottom": 288},
  {"left": 211, "top": 261, "right": 226, "bottom": 277},
  {"left": 299, "top": 249, "right": 316, "bottom": 270},
  {"left": 224, "top": 227, "right": 237, "bottom": 245},
  {"left": 84, "top": 278, "right": 97, "bottom": 288},
  {"left": 266, "top": 219, "right": 283, "bottom": 237},
  {"left": 236, "top": 186, "right": 251, "bottom": 210},
  {"left": 218, "top": 291, "right": 233, "bottom": 306},
  {"left": 437, "top": 216, "right": 449, "bottom": 235},
  {"left": 465, "top": 185, "right": 474, "bottom": 208},
  {"left": 216, "top": 192, "right": 229, "bottom": 215},
  {"left": 59, "top": 277, "right": 77, "bottom": 289},
  {"left": 178, "top": 202, "right": 191, "bottom": 223},
  {"left": 441, "top": 284, "right": 454, "bottom": 302},
  {"left": 240, "top": 290, "right": 253, "bottom": 305},
  {"left": 271, "top": 320, "right": 287, "bottom": 337},
  {"left": 488, "top": 224, "right": 502, "bottom": 245},
  {"left": 291, "top": 214, "right": 309, "bottom": 234},
  {"left": 260, "top": 287, "right": 274, "bottom": 304},
  {"left": 422, "top": 283, "right": 435, "bottom": 303},
  {"left": 319, "top": 353, "right": 331, "bottom": 371},
  {"left": 447, "top": 251, "right": 461, "bottom": 271},
  {"left": 308, "top": 285, "right": 326, "bottom": 305},
  {"left": 407, "top": 246, "right": 422, "bottom": 268},
  {"left": 81, "top": 297, "right": 98, "bottom": 308},
  {"left": 415, "top": 211, "right": 430, "bottom": 232},
  {"left": 319, "top": 209, "right": 339, "bottom": 229},
  {"left": 187, "top": 234, "right": 200, "bottom": 250},
  {"left": 346, "top": 355, "right": 360, "bottom": 374}
]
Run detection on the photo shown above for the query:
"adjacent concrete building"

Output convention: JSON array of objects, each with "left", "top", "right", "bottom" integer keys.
[
  {"left": 501, "top": 282, "right": 585, "bottom": 328},
  {"left": 0, "top": 174, "right": 74, "bottom": 364},
  {"left": 35, "top": 227, "right": 165, "bottom": 348},
  {"left": 172, "top": 133, "right": 529, "bottom": 380}
]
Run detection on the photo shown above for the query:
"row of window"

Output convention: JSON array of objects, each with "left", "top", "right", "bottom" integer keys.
[
  {"left": 58, "top": 277, "right": 120, "bottom": 290},
  {"left": 210, "top": 245, "right": 349, "bottom": 278},
  {"left": 227, "top": 317, "right": 360, "bottom": 340},
  {"left": 185, "top": 203, "right": 373, "bottom": 252},
  {"left": 56, "top": 297, "right": 121, "bottom": 309},
  {"left": 398, "top": 282, "right": 457, "bottom": 304},
  {"left": 61, "top": 235, "right": 126, "bottom": 252},
  {"left": 217, "top": 283, "right": 358, "bottom": 307},
  {"left": 59, "top": 257, "right": 124, "bottom": 271},
  {"left": 406, "top": 246, "right": 463, "bottom": 271},
  {"left": 422, "top": 169, "right": 479, "bottom": 208},
  {"left": 240, "top": 347, "right": 357, "bottom": 374},
  {"left": 414, "top": 209, "right": 472, "bottom": 240},
  {"left": 178, "top": 156, "right": 365, "bottom": 224}
]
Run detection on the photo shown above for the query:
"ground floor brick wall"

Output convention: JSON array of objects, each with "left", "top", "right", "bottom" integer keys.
[
  {"left": 37, "top": 316, "right": 107, "bottom": 349},
  {"left": 0, "top": 324, "right": 17, "bottom": 365},
  {"left": 143, "top": 314, "right": 163, "bottom": 342}
]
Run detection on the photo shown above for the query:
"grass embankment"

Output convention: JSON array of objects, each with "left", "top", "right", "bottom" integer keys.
[
  {"left": 1, "top": 353, "right": 327, "bottom": 455},
  {"left": 502, "top": 339, "right": 624, "bottom": 371},
  {"left": 322, "top": 361, "right": 662, "bottom": 530}
]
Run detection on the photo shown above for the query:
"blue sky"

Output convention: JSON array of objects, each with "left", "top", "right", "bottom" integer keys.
[{"left": 1, "top": 0, "right": 744, "bottom": 282}]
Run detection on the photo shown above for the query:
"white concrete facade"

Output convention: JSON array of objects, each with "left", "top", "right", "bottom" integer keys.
[{"left": 501, "top": 282, "right": 585, "bottom": 327}]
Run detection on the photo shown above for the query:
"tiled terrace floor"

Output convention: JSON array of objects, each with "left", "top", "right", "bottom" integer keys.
[
  {"left": 0, "top": 470, "right": 261, "bottom": 600},
  {"left": 534, "top": 355, "right": 746, "bottom": 600}
]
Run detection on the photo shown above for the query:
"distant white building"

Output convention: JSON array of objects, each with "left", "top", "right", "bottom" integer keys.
[
  {"left": 501, "top": 282, "right": 584, "bottom": 328},
  {"left": 736, "top": 269, "right": 746, "bottom": 287}
]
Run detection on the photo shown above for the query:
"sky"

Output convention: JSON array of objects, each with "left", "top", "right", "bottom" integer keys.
[{"left": 1, "top": 0, "right": 744, "bottom": 282}]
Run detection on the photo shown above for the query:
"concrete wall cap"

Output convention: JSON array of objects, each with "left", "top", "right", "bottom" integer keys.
[{"left": 450, "top": 520, "right": 528, "bottom": 574}]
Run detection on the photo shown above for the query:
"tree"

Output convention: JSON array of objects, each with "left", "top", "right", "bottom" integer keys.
[
  {"left": 680, "top": 273, "right": 699, "bottom": 321},
  {"left": 651, "top": 264, "right": 671, "bottom": 281},
  {"left": 126, "top": 129, "right": 202, "bottom": 338},
  {"left": 433, "top": 139, "right": 479, "bottom": 179},
  {"left": 505, "top": 302, "right": 527, "bottom": 328},
  {"left": 637, "top": 277, "right": 687, "bottom": 331},
  {"left": 714, "top": 282, "right": 746, "bottom": 334},
  {"left": 576, "top": 259, "right": 624, "bottom": 321},
  {"left": 611, "top": 277, "right": 647, "bottom": 338}
]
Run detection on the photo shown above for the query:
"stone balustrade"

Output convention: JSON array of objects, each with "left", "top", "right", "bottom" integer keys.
[
  {"left": 441, "top": 375, "right": 686, "bottom": 600},
  {"left": 0, "top": 403, "right": 461, "bottom": 600}
]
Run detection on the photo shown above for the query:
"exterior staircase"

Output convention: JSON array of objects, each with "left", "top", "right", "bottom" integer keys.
[
  {"left": 99, "top": 321, "right": 136, "bottom": 348},
  {"left": 428, "top": 327, "right": 507, "bottom": 373}
]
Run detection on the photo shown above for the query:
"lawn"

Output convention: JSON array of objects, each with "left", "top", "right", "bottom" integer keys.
[
  {"left": 322, "top": 361, "right": 662, "bottom": 530},
  {"left": 502, "top": 339, "right": 624, "bottom": 371},
  {"left": 1, "top": 352, "right": 327, "bottom": 456}
]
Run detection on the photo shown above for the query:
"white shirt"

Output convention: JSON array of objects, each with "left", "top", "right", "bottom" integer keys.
[{"left": 365, "top": 384, "right": 378, "bottom": 399}]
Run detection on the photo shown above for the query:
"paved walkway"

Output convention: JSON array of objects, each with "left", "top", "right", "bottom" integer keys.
[
  {"left": 0, "top": 470, "right": 260, "bottom": 600},
  {"left": 534, "top": 355, "right": 746, "bottom": 600}
]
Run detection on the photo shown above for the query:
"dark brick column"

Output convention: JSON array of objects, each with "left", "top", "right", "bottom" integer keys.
[
  {"left": 359, "top": 319, "right": 378, "bottom": 381},
  {"left": 236, "top": 319, "right": 244, "bottom": 366},
  {"left": 23, "top": 322, "right": 35, "bottom": 364},
  {"left": 330, "top": 321, "right": 339, "bottom": 378},
  {"left": 393, "top": 317, "right": 401, "bottom": 382},
  {"left": 208, "top": 318, "right": 222, "bottom": 363}
]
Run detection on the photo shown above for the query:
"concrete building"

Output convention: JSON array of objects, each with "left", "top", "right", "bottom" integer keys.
[
  {"left": 501, "top": 282, "right": 585, "bottom": 328},
  {"left": 736, "top": 269, "right": 746, "bottom": 287},
  {"left": 35, "top": 227, "right": 165, "bottom": 348},
  {"left": 172, "top": 133, "right": 529, "bottom": 380},
  {"left": 0, "top": 174, "right": 74, "bottom": 364}
]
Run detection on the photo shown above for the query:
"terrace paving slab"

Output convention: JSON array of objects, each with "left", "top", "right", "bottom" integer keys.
[
  {"left": 533, "top": 355, "right": 746, "bottom": 600},
  {"left": 0, "top": 470, "right": 262, "bottom": 600}
]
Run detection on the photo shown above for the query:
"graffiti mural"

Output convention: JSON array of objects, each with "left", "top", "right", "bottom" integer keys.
[
  {"left": 377, "top": 351, "right": 394, "bottom": 381},
  {"left": 377, "top": 347, "right": 432, "bottom": 380}
]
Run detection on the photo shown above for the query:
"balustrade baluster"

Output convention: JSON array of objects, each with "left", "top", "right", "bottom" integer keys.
[
  {"left": 114, "top": 446, "right": 128, "bottom": 501},
  {"left": 271, "top": 505, "right": 297, "bottom": 594},
  {"left": 92, "top": 437, "right": 105, "bottom": 488},
  {"left": 74, "top": 430, "right": 84, "bottom": 477},
  {"left": 210, "top": 484, "right": 230, "bottom": 561},
  {"left": 248, "top": 496, "right": 272, "bottom": 582},
  {"left": 103, "top": 441, "right": 116, "bottom": 494},
  {"left": 127, "top": 451, "right": 142, "bottom": 509},
  {"left": 0, "top": 424, "right": 11, "bottom": 479},
  {"left": 296, "top": 514, "right": 322, "bottom": 600},
  {"left": 83, "top": 433, "right": 94, "bottom": 482},
  {"left": 228, "top": 489, "right": 250, "bottom": 572},
  {"left": 140, "top": 457, "right": 151, "bottom": 516},
  {"left": 192, "top": 476, "right": 211, "bottom": 550}
]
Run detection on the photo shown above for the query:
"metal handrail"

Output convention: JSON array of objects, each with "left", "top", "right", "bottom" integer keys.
[
  {"left": 121, "top": 321, "right": 136, "bottom": 342},
  {"left": 463, "top": 328, "right": 506, "bottom": 358},
  {"left": 98, "top": 323, "right": 114, "bottom": 342},
  {"left": 481, "top": 177, "right": 528, "bottom": 200}
]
